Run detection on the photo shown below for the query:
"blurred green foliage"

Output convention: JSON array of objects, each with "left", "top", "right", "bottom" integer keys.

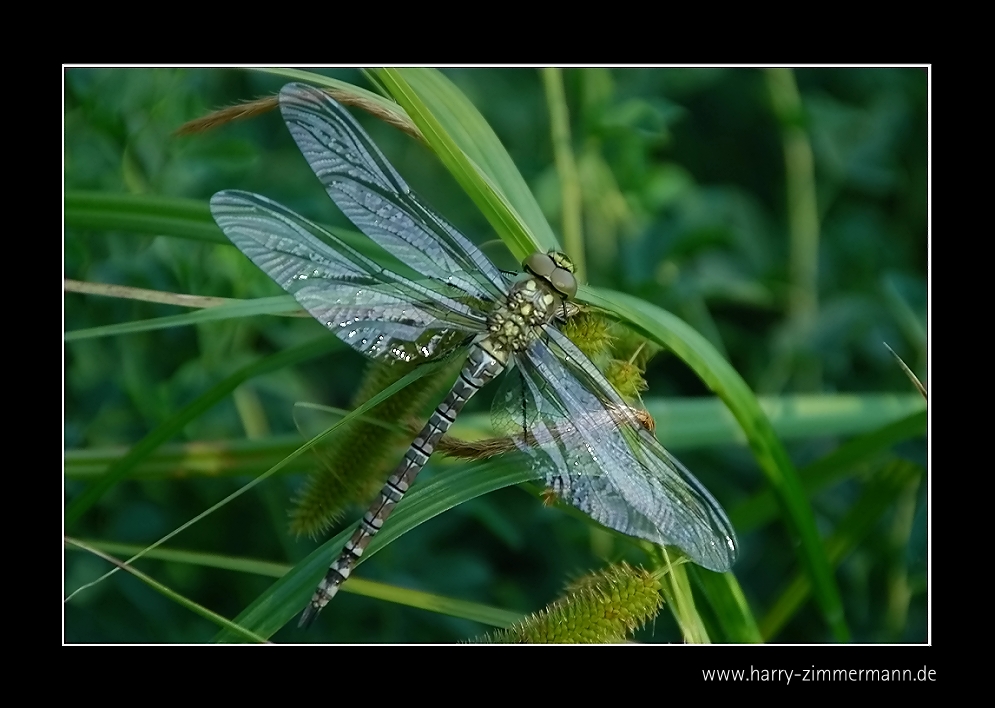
[{"left": 64, "top": 67, "right": 927, "bottom": 643}]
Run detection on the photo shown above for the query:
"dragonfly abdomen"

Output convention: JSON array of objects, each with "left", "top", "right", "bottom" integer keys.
[{"left": 299, "top": 344, "right": 506, "bottom": 628}]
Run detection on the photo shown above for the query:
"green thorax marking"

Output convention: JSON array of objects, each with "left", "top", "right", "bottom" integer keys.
[{"left": 480, "top": 251, "right": 578, "bottom": 363}]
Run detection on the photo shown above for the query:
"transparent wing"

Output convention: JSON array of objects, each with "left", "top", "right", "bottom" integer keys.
[
  {"left": 211, "top": 190, "right": 487, "bottom": 363},
  {"left": 494, "top": 327, "right": 738, "bottom": 572},
  {"left": 279, "top": 82, "right": 507, "bottom": 301}
]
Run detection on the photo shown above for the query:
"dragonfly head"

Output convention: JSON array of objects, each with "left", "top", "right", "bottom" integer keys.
[{"left": 523, "top": 251, "right": 578, "bottom": 300}]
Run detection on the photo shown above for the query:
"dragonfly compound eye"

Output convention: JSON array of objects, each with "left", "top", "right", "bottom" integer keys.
[
  {"left": 524, "top": 252, "right": 577, "bottom": 299},
  {"left": 523, "top": 252, "right": 556, "bottom": 279},
  {"left": 550, "top": 268, "right": 578, "bottom": 300}
]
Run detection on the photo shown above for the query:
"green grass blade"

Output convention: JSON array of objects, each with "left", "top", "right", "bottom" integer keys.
[
  {"left": 646, "top": 394, "right": 925, "bottom": 449},
  {"left": 692, "top": 568, "right": 763, "bottom": 643},
  {"left": 885, "top": 342, "right": 928, "bottom": 400},
  {"left": 733, "top": 410, "right": 927, "bottom": 533},
  {"left": 69, "top": 539, "right": 290, "bottom": 577},
  {"left": 64, "top": 191, "right": 225, "bottom": 243},
  {"left": 215, "top": 456, "right": 535, "bottom": 642},
  {"left": 63, "top": 435, "right": 306, "bottom": 480},
  {"left": 64, "top": 295, "right": 300, "bottom": 341},
  {"left": 64, "top": 337, "right": 339, "bottom": 526},
  {"left": 66, "top": 539, "right": 521, "bottom": 629},
  {"left": 760, "top": 460, "right": 924, "bottom": 640},
  {"left": 65, "top": 363, "right": 443, "bottom": 608},
  {"left": 658, "top": 562, "right": 711, "bottom": 643},
  {"left": 392, "top": 68, "right": 561, "bottom": 253},
  {"left": 65, "top": 537, "right": 268, "bottom": 643},
  {"left": 343, "top": 577, "right": 522, "bottom": 629},
  {"left": 64, "top": 395, "right": 924, "bottom": 482},
  {"left": 65, "top": 191, "right": 414, "bottom": 275},
  {"left": 376, "top": 68, "right": 548, "bottom": 260},
  {"left": 582, "top": 285, "right": 850, "bottom": 641},
  {"left": 541, "top": 67, "right": 585, "bottom": 280}
]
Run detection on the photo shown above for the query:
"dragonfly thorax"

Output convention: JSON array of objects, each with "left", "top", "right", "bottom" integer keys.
[{"left": 481, "top": 276, "right": 564, "bottom": 362}]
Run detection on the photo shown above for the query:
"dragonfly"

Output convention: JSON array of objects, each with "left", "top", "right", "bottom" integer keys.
[{"left": 210, "top": 82, "right": 738, "bottom": 629}]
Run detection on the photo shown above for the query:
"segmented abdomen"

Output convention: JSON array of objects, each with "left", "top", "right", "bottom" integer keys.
[{"left": 299, "top": 344, "right": 505, "bottom": 628}]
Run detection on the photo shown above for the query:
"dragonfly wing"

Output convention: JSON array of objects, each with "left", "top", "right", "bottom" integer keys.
[
  {"left": 497, "top": 327, "right": 738, "bottom": 572},
  {"left": 211, "top": 190, "right": 486, "bottom": 363},
  {"left": 279, "top": 83, "right": 507, "bottom": 301}
]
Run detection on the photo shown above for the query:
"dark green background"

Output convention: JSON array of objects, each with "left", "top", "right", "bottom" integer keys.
[{"left": 64, "top": 68, "right": 928, "bottom": 643}]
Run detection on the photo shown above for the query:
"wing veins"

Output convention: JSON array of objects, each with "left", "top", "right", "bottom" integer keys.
[
  {"left": 279, "top": 83, "right": 507, "bottom": 300},
  {"left": 509, "top": 327, "right": 737, "bottom": 571}
]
